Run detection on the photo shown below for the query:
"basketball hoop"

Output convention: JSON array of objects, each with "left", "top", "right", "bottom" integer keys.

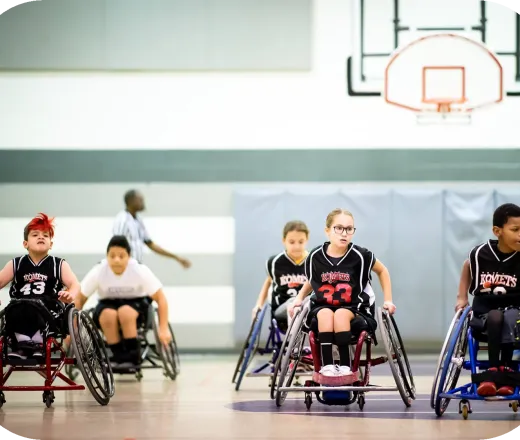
[{"left": 383, "top": 33, "right": 504, "bottom": 125}]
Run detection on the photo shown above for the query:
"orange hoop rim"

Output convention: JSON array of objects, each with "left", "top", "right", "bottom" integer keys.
[{"left": 384, "top": 33, "right": 503, "bottom": 113}]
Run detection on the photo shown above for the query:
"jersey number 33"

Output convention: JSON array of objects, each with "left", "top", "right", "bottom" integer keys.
[{"left": 318, "top": 283, "right": 352, "bottom": 306}]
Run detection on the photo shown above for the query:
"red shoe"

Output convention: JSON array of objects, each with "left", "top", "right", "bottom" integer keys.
[
  {"left": 497, "top": 386, "right": 514, "bottom": 396},
  {"left": 478, "top": 381, "right": 497, "bottom": 396},
  {"left": 478, "top": 367, "right": 498, "bottom": 396}
]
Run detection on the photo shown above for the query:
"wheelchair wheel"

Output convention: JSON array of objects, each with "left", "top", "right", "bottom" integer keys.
[
  {"left": 430, "top": 307, "right": 465, "bottom": 409},
  {"left": 434, "top": 306, "right": 471, "bottom": 417},
  {"left": 275, "top": 306, "right": 308, "bottom": 407},
  {"left": 64, "top": 344, "right": 80, "bottom": 381},
  {"left": 68, "top": 308, "right": 115, "bottom": 405},
  {"left": 270, "top": 306, "right": 303, "bottom": 399},
  {"left": 377, "top": 307, "right": 414, "bottom": 407},
  {"left": 152, "top": 314, "right": 180, "bottom": 380},
  {"left": 232, "top": 308, "right": 261, "bottom": 385},
  {"left": 234, "top": 304, "right": 268, "bottom": 391}
]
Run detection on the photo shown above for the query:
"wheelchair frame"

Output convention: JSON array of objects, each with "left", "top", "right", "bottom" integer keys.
[
  {"left": 66, "top": 301, "right": 180, "bottom": 382},
  {"left": 0, "top": 299, "right": 114, "bottom": 408},
  {"left": 431, "top": 306, "right": 520, "bottom": 419},
  {"left": 232, "top": 303, "right": 311, "bottom": 391},
  {"left": 272, "top": 302, "right": 415, "bottom": 411}
]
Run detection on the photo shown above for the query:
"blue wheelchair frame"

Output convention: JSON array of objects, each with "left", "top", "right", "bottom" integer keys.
[
  {"left": 232, "top": 303, "right": 286, "bottom": 391},
  {"left": 433, "top": 306, "right": 520, "bottom": 419}
]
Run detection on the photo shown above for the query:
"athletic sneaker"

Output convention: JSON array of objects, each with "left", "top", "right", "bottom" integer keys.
[
  {"left": 319, "top": 364, "right": 341, "bottom": 377},
  {"left": 335, "top": 365, "right": 352, "bottom": 376}
]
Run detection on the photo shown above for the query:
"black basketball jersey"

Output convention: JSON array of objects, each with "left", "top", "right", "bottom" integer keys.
[
  {"left": 468, "top": 239, "right": 520, "bottom": 314},
  {"left": 305, "top": 242, "right": 376, "bottom": 317},
  {"left": 266, "top": 251, "right": 308, "bottom": 308},
  {"left": 9, "top": 255, "right": 65, "bottom": 300}
]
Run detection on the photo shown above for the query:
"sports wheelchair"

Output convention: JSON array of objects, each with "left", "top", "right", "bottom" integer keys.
[
  {"left": 66, "top": 300, "right": 180, "bottom": 382},
  {"left": 232, "top": 302, "right": 313, "bottom": 392},
  {"left": 272, "top": 300, "right": 415, "bottom": 410},
  {"left": 431, "top": 306, "right": 520, "bottom": 419},
  {"left": 0, "top": 299, "right": 114, "bottom": 407}
]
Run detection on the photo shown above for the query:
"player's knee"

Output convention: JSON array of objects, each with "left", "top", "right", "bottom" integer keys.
[
  {"left": 333, "top": 308, "right": 354, "bottom": 321},
  {"left": 117, "top": 305, "right": 138, "bottom": 324},
  {"left": 99, "top": 309, "right": 118, "bottom": 327}
]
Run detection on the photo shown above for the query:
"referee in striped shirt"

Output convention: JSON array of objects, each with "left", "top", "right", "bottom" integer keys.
[{"left": 113, "top": 189, "right": 191, "bottom": 268}]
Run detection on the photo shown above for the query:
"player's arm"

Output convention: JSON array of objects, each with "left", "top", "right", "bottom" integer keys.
[
  {"left": 371, "top": 259, "right": 395, "bottom": 314},
  {"left": 252, "top": 276, "right": 272, "bottom": 319},
  {"left": 0, "top": 261, "right": 14, "bottom": 290},
  {"left": 293, "top": 281, "right": 313, "bottom": 305},
  {"left": 150, "top": 288, "right": 170, "bottom": 344},
  {"left": 456, "top": 259, "right": 471, "bottom": 311},
  {"left": 59, "top": 261, "right": 81, "bottom": 304}
]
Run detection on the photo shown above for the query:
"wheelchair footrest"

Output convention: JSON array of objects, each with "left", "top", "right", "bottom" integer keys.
[
  {"left": 472, "top": 370, "right": 520, "bottom": 388},
  {"left": 4, "top": 357, "right": 63, "bottom": 367},
  {"left": 312, "top": 371, "right": 359, "bottom": 386}
]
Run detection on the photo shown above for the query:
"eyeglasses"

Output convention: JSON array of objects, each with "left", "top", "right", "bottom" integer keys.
[{"left": 333, "top": 225, "right": 356, "bottom": 235}]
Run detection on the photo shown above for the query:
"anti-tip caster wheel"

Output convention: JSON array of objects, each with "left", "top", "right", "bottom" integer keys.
[
  {"left": 358, "top": 394, "right": 365, "bottom": 410},
  {"left": 43, "top": 391, "right": 54, "bottom": 408},
  {"left": 304, "top": 393, "right": 312, "bottom": 410}
]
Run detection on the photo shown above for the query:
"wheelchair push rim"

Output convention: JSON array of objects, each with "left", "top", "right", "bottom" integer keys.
[
  {"left": 152, "top": 313, "right": 180, "bottom": 381},
  {"left": 270, "top": 306, "right": 303, "bottom": 400},
  {"left": 235, "top": 304, "right": 267, "bottom": 391},
  {"left": 434, "top": 306, "right": 471, "bottom": 417},
  {"left": 68, "top": 308, "right": 114, "bottom": 405},
  {"left": 275, "top": 306, "right": 308, "bottom": 407},
  {"left": 430, "top": 307, "right": 465, "bottom": 409},
  {"left": 377, "top": 307, "right": 414, "bottom": 407},
  {"left": 232, "top": 308, "right": 260, "bottom": 384}
]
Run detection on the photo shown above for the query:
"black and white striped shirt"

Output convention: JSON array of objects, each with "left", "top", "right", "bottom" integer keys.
[{"left": 113, "top": 211, "right": 152, "bottom": 263}]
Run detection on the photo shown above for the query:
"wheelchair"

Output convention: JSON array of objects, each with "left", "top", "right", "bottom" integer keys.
[
  {"left": 431, "top": 306, "right": 520, "bottom": 420},
  {"left": 232, "top": 302, "right": 313, "bottom": 392},
  {"left": 0, "top": 298, "right": 114, "bottom": 407},
  {"left": 66, "top": 300, "right": 179, "bottom": 382},
  {"left": 272, "top": 300, "right": 415, "bottom": 410}
]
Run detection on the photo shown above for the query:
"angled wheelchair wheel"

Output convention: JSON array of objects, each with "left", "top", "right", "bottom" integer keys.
[
  {"left": 234, "top": 304, "right": 268, "bottom": 391},
  {"left": 377, "top": 307, "right": 414, "bottom": 407},
  {"left": 275, "top": 306, "right": 308, "bottom": 407},
  {"left": 152, "top": 313, "right": 180, "bottom": 380},
  {"left": 68, "top": 308, "right": 115, "bottom": 405},
  {"left": 434, "top": 306, "right": 471, "bottom": 417},
  {"left": 430, "top": 308, "right": 465, "bottom": 409},
  {"left": 270, "top": 307, "right": 302, "bottom": 399},
  {"left": 232, "top": 308, "right": 261, "bottom": 384}
]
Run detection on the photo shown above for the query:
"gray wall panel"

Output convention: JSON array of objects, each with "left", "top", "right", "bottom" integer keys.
[
  {"left": 0, "top": 184, "right": 232, "bottom": 217},
  {"left": 1, "top": 149, "right": 520, "bottom": 183},
  {"left": 0, "top": 0, "right": 311, "bottom": 71}
]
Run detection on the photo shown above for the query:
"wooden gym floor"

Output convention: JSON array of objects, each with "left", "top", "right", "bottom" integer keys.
[{"left": 0, "top": 355, "right": 519, "bottom": 440}]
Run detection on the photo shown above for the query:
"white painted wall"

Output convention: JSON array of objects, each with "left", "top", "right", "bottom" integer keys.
[{"left": 0, "top": 0, "right": 519, "bottom": 149}]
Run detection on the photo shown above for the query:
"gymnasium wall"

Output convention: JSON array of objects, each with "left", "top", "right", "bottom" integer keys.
[
  {"left": 0, "top": 0, "right": 519, "bottom": 150},
  {"left": 0, "top": 0, "right": 520, "bottom": 352}
]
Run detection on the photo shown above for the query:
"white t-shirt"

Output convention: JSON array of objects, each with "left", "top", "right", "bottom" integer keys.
[{"left": 81, "top": 258, "right": 162, "bottom": 300}]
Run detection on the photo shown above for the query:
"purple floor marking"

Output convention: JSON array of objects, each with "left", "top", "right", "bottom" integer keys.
[{"left": 227, "top": 394, "right": 520, "bottom": 421}]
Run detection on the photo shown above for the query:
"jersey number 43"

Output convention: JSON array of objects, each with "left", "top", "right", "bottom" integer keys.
[
  {"left": 20, "top": 282, "right": 46, "bottom": 296},
  {"left": 318, "top": 283, "right": 352, "bottom": 306}
]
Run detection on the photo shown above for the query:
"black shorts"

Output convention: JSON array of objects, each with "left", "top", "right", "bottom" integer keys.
[
  {"left": 306, "top": 304, "right": 377, "bottom": 335},
  {"left": 93, "top": 298, "right": 151, "bottom": 329},
  {"left": 5, "top": 299, "right": 65, "bottom": 338}
]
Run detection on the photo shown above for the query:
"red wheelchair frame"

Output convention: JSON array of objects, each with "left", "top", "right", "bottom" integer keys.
[{"left": 0, "top": 300, "right": 114, "bottom": 407}]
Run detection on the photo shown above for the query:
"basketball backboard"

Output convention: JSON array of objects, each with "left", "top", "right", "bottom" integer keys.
[{"left": 347, "top": 0, "right": 519, "bottom": 118}]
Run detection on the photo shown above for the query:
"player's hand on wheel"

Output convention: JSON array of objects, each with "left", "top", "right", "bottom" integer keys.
[
  {"left": 58, "top": 290, "right": 74, "bottom": 304},
  {"left": 383, "top": 301, "right": 396, "bottom": 315},
  {"left": 455, "top": 297, "right": 468, "bottom": 312},
  {"left": 289, "top": 299, "right": 302, "bottom": 318},
  {"left": 158, "top": 327, "right": 172, "bottom": 346},
  {"left": 251, "top": 305, "right": 261, "bottom": 321}
]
